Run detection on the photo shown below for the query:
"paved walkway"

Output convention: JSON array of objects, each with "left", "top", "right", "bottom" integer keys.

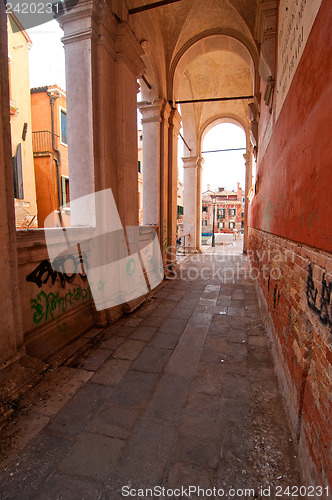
[{"left": 0, "top": 248, "right": 303, "bottom": 499}]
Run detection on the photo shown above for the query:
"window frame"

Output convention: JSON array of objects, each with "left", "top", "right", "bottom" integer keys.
[
  {"left": 61, "top": 175, "right": 70, "bottom": 208},
  {"left": 59, "top": 106, "right": 68, "bottom": 147}
]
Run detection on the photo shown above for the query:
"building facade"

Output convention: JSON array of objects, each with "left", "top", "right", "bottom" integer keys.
[
  {"left": 8, "top": 14, "right": 38, "bottom": 228},
  {"left": 202, "top": 183, "right": 244, "bottom": 233},
  {"left": 30, "top": 85, "right": 70, "bottom": 227}
]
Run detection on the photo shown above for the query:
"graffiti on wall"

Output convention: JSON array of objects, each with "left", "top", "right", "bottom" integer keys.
[
  {"left": 31, "top": 285, "right": 92, "bottom": 325},
  {"left": 306, "top": 263, "right": 332, "bottom": 331},
  {"left": 26, "top": 253, "right": 88, "bottom": 289}
]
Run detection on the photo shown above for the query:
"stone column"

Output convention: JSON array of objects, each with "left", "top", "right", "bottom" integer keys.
[
  {"left": 159, "top": 102, "right": 172, "bottom": 264},
  {"left": 183, "top": 156, "right": 202, "bottom": 253},
  {"left": 60, "top": 1, "right": 144, "bottom": 228},
  {"left": 195, "top": 157, "right": 204, "bottom": 252},
  {"left": 138, "top": 99, "right": 163, "bottom": 227},
  {"left": 138, "top": 99, "right": 171, "bottom": 264},
  {"left": 0, "top": 0, "right": 24, "bottom": 367},
  {"left": 243, "top": 148, "right": 253, "bottom": 253},
  {"left": 168, "top": 108, "right": 182, "bottom": 266}
]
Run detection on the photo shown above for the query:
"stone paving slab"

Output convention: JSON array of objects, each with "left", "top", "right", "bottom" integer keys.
[
  {"left": 90, "top": 358, "right": 132, "bottom": 386},
  {"left": 86, "top": 404, "right": 140, "bottom": 439},
  {"left": 0, "top": 432, "right": 72, "bottom": 500},
  {"left": 34, "top": 472, "right": 104, "bottom": 500},
  {"left": 46, "top": 383, "right": 113, "bottom": 437},
  {"left": 112, "top": 339, "right": 146, "bottom": 361},
  {"left": 115, "top": 418, "right": 176, "bottom": 485},
  {"left": 0, "top": 250, "right": 304, "bottom": 499},
  {"left": 58, "top": 432, "right": 125, "bottom": 482},
  {"left": 108, "top": 371, "right": 158, "bottom": 407},
  {"left": 144, "top": 373, "right": 192, "bottom": 422},
  {"left": 131, "top": 346, "right": 172, "bottom": 373},
  {"left": 149, "top": 330, "right": 180, "bottom": 349}
]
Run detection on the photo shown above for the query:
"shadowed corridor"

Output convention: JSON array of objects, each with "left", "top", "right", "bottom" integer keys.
[{"left": 0, "top": 245, "right": 303, "bottom": 499}]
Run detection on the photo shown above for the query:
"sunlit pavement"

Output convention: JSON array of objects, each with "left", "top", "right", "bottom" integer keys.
[{"left": 0, "top": 247, "right": 303, "bottom": 499}]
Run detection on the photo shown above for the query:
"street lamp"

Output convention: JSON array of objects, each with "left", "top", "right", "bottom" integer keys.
[{"left": 212, "top": 196, "right": 216, "bottom": 247}]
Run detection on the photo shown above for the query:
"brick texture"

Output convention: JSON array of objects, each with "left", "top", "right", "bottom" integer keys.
[{"left": 249, "top": 227, "right": 331, "bottom": 488}]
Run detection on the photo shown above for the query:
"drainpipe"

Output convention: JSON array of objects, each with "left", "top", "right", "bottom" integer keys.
[{"left": 47, "top": 91, "right": 63, "bottom": 227}]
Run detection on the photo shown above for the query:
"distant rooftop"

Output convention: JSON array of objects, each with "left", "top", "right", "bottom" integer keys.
[{"left": 31, "top": 85, "right": 66, "bottom": 95}]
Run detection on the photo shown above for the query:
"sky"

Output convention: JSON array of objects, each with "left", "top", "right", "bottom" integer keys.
[
  {"left": 27, "top": 21, "right": 246, "bottom": 193},
  {"left": 27, "top": 20, "right": 66, "bottom": 90},
  {"left": 201, "top": 123, "right": 246, "bottom": 192}
]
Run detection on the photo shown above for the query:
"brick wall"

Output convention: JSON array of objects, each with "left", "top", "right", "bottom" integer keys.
[{"left": 249, "top": 227, "right": 331, "bottom": 488}]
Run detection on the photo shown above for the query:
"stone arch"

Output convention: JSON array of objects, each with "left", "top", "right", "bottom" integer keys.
[
  {"left": 197, "top": 114, "right": 253, "bottom": 253},
  {"left": 199, "top": 114, "right": 249, "bottom": 153},
  {"left": 168, "top": 28, "right": 259, "bottom": 102}
]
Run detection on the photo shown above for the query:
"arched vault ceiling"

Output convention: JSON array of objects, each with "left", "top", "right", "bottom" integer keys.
[
  {"left": 127, "top": 0, "right": 258, "bottom": 71},
  {"left": 178, "top": 50, "right": 252, "bottom": 140},
  {"left": 169, "top": 0, "right": 254, "bottom": 67}
]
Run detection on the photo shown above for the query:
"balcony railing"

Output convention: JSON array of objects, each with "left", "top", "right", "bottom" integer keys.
[{"left": 32, "top": 131, "right": 59, "bottom": 155}]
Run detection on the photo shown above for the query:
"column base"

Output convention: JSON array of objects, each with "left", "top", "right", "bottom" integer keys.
[{"left": 184, "top": 247, "right": 202, "bottom": 254}]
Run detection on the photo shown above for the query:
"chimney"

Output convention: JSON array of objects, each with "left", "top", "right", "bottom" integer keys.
[
  {"left": 207, "top": 183, "right": 210, "bottom": 191},
  {"left": 237, "top": 182, "right": 241, "bottom": 200}
]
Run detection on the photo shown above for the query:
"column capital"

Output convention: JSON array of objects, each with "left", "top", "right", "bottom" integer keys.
[
  {"left": 160, "top": 100, "right": 172, "bottom": 122},
  {"left": 168, "top": 107, "right": 182, "bottom": 135},
  {"left": 116, "top": 23, "right": 145, "bottom": 78},
  {"left": 138, "top": 99, "right": 164, "bottom": 123},
  {"left": 243, "top": 147, "right": 254, "bottom": 165},
  {"left": 182, "top": 156, "right": 200, "bottom": 169},
  {"left": 197, "top": 156, "right": 205, "bottom": 169},
  {"left": 60, "top": 0, "right": 117, "bottom": 59}
]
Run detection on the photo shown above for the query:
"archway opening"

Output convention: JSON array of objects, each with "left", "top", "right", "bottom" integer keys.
[{"left": 201, "top": 122, "right": 246, "bottom": 249}]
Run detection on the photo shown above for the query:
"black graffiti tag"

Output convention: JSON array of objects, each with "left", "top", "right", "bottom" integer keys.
[
  {"left": 320, "top": 271, "right": 332, "bottom": 326},
  {"left": 306, "top": 263, "right": 332, "bottom": 331},
  {"left": 26, "top": 253, "right": 88, "bottom": 289}
]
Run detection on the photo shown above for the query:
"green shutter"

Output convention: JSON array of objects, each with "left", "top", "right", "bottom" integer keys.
[{"left": 12, "top": 144, "right": 24, "bottom": 199}]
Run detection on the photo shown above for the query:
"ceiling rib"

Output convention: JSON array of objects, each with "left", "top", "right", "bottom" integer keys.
[
  {"left": 176, "top": 95, "right": 253, "bottom": 104},
  {"left": 202, "top": 148, "right": 246, "bottom": 153},
  {"left": 128, "top": 0, "right": 183, "bottom": 15}
]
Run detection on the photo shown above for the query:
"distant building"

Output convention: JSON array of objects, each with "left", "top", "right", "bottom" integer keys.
[
  {"left": 177, "top": 180, "right": 183, "bottom": 223},
  {"left": 8, "top": 14, "right": 38, "bottom": 228},
  {"left": 202, "top": 183, "right": 244, "bottom": 233},
  {"left": 30, "top": 85, "right": 69, "bottom": 227}
]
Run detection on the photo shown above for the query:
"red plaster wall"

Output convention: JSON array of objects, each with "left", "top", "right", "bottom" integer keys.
[{"left": 250, "top": 0, "right": 332, "bottom": 253}]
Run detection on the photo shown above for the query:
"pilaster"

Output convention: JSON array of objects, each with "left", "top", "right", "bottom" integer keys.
[
  {"left": 167, "top": 108, "right": 182, "bottom": 266},
  {"left": 243, "top": 148, "right": 254, "bottom": 253}
]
